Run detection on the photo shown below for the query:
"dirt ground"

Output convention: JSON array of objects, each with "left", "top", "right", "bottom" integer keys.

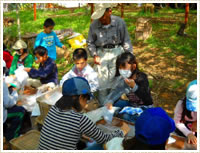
[{"left": 134, "top": 40, "right": 196, "bottom": 117}]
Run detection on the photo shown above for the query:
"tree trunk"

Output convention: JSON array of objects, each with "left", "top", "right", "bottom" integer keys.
[
  {"left": 121, "top": 3, "right": 124, "bottom": 19},
  {"left": 175, "top": 3, "right": 178, "bottom": 9},
  {"left": 177, "top": 3, "right": 189, "bottom": 36},
  {"left": 16, "top": 4, "right": 21, "bottom": 39},
  {"left": 34, "top": 4, "right": 36, "bottom": 21},
  {"left": 185, "top": 3, "right": 189, "bottom": 25},
  {"left": 91, "top": 3, "right": 94, "bottom": 22}
]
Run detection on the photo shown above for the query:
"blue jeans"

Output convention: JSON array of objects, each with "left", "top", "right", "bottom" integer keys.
[{"left": 84, "top": 142, "right": 104, "bottom": 150}]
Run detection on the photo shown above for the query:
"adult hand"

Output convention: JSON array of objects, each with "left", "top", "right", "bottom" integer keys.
[
  {"left": 94, "top": 56, "right": 100, "bottom": 65},
  {"left": 62, "top": 45, "right": 66, "bottom": 49},
  {"left": 187, "top": 133, "right": 197, "bottom": 144},
  {"left": 24, "top": 68, "right": 31, "bottom": 72},
  {"left": 124, "top": 79, "right": 135, "bottom": 88},
  {"left": 105, "top": 103, "right": 113, "bottom": 110},
  {"left": 120, "top": 122, "right": 130, "bottom": 136}
]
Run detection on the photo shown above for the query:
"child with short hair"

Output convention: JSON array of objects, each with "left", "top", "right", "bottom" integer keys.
[
  {"left": 34, "top": 18, "right": 66, "bottom": 60},
  {"left": 60, "top": 48, "right": 99, "bottom": 92},
  {"left": 174, "top": 80, "right": 197, "bottom": 145},
  {"left": 24, "top": 46, "right": 58, "bottom": 92},
  {"left": 9, "top": 40, "right": 33, "bottom": 75}
]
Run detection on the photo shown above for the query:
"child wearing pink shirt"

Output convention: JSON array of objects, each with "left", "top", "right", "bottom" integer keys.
[{"left": 174, "top": 80, "right": 197, "bottom": 145}]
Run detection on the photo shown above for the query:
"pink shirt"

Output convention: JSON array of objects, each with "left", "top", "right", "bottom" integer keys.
[{"left": 174, "top": 100, "right": 197, "bottom": 136}]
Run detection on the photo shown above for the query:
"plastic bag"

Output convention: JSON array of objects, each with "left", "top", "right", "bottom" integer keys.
[
  {"left": 14, "top": 66, "right": 29, "bottom": 90},
  {"left": 85, "top": 106, "right": 120, "bottom": 123}
]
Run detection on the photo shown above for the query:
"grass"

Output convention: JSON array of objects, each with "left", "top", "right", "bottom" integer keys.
[{"left": 3, "top": 4, "right": 197, "bottom": 81}]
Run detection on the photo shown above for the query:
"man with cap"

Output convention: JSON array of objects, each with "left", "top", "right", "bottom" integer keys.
[
  {"left": 9, "top": 39, "right": 33, "bottom": 75},
  {"left": 38, "top": 77, "right": 130, "bottom": 150},
  {"left": 174, "top": 80, "right": 197, "bottom": 145},
  {"left": 87, "top": 3, "right": 133, "bottom": 105}
]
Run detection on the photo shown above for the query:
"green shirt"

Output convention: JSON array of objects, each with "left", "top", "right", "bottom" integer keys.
[{"left": 9, "top": 54, "right": 33, "bottom": 75}]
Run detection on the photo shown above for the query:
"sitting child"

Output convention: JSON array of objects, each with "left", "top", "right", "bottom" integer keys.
[
  {"left": 24, "top": 46, "right": 58, "bottom": 92},
  {"left": 34, "top": 18, "right": 66, "bottom": 60},
  {"left": 174, "top": 80, "right": 197, "bottom": 145},
  {"left": 3, "top": 62, "right": 25, "bottom": 141},
  {"left": 9, "top": 40, "right": 33, "bottom": 76},
  {"left": 60, "top": 48, "right": 99, "bottom": 92},
  {"left": 39, "top": 77, "right": 129, "bottom": 150},
  {"left": 122, "top": 107, "right": 175, "bottom": 150},
  {"left": 104, "top": 52, "right": 153, "bottom": 122},
  {"left": 3, "top": 43, "right": 13, "bottom": 75}
]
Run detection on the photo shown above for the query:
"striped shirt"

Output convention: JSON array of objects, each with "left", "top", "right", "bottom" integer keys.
[{"left": 39, "top": 106, "right": 124, "bottom": 150}]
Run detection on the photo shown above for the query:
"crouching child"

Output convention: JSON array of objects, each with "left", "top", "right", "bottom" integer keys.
[{"left": 24, "top": 46, "right": 58, "bottom": 92}]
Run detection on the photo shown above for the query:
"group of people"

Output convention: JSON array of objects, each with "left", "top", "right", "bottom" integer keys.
[{"left": 3, "top": 3, "right": 197, "bottom": 150}]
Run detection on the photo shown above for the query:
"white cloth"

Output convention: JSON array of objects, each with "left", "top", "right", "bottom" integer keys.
[
  {"left": 60, "top": 64, "right": 99, "bottom": 92},
  {"left": 26, "top": 78, "right": 56, "bottom": 93}
]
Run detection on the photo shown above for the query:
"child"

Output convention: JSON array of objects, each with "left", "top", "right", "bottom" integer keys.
[
  {"left": 34, "top": 18, "right": 66, "bottom": 60},
  {"left": 3, "top": 63, "right": 25, "bottom": 141},
  {"left": 39, "top": 77, "right": 129, "bottom": 150},
  {"left": 104, "top": 52, "right": 153, "bottom": 122},
  {"left": 3, "top": 43, "right": 13, "bottom": 70},
  {"left": 174, "top": 80, "right": 197, "bottom": 145},
  {"left": 122, "top": 107, "right": 175, "bottom": 150},
  {"left": 9, "top": 40, "right": 33, "bottom": 75},
  {"left": 24, "top": 46, "right": 58, "bottom": 92},
  {"left": 60, "top": 48, "right": 99, "bottom": 92}
]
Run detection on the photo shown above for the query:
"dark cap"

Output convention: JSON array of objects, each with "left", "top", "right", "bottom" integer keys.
[
  {"left": 135, "top": 107, "right": 175, "bottom": 145},
  {"left": 62, "top": 77, "right": 92, "bottom": 98}
]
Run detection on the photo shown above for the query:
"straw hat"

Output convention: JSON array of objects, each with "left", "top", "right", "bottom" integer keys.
[
  {"left": 12, "top": 39, "right": 27, "bottom": 50},
  {"left": 91, "top": 3, "right": 117, "bottom": 20}
]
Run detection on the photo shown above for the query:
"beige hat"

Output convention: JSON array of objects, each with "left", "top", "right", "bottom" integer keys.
[
  {"left": 91, "top": 3, "right": 117, "bottom": 20},
  {"left": 12, "top": 39, "right": 27, "bottom": 50}
]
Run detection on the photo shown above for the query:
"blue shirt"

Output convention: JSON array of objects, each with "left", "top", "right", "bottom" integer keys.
[
  {"left": 28, "top": 57, "right": 58, "bottom": 85},
  {"left": 34, "top": 31, "right": 63, "bottom": 60}
]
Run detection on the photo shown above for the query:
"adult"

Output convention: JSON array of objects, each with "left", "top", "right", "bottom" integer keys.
[{"left": 87, "top": 3, "right": 133, "bottom": 105}]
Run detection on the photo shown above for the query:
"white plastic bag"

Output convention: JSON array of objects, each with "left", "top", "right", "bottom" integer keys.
[{"left": 14, "top": 66, "right": 29, "bottom": 89}]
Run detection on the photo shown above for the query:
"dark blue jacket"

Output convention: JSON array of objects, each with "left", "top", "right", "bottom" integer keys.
[{"left": 28, "top": 57, "right": 58, "bottom": 84}]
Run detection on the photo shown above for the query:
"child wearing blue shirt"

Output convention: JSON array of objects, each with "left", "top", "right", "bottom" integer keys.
[
  {"left": 34, "top": 18, "right": 66, "bottom": 60},
  {"left": 24, "top": 46, "right": 58, "bottom": 92}
]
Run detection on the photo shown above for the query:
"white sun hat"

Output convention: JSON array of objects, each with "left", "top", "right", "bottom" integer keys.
[{"left": 91, "top": 3, "right": 118, "bottom": 20}]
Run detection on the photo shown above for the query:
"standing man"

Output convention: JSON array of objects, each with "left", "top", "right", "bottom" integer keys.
[{"left": 87, "top": 3, "right": 133, "bottom": 105}]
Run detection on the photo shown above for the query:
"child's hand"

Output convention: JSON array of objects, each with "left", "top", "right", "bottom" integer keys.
[
  {"left": 105, "top": 103, "right": 113, "bottom": 110},
  {"left": 124, "top": 79, "right": 135, "bottom": 88},
  {"left": 62, "top": 45, "right": 66, "bottom": 49},
  {"left": 120, "top": 122, "right": 130, "bottom": 136},
  {"left": 24, "top": 68, "right": 31, "bottom": 72},
  {"left": 187, "top": 133, "right": 197, "bottom": 144}
]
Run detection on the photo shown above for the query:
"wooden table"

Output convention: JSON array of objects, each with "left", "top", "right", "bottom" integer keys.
[{"left": 166, "top": 134, "right": 197, "bottom": 150}]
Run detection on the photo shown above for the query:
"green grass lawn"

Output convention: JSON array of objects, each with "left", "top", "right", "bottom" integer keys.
[{"left": 3, "top": 4, "right": 197, "bottom": 81}]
